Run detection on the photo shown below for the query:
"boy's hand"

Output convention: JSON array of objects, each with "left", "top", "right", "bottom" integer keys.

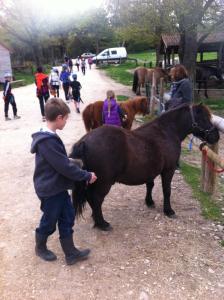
[
  {"left": 89, "top": 172, "right": 97, "bottom": 184},
  {"left": 2, "top": 96, "right": 6, "bottom": 101}
]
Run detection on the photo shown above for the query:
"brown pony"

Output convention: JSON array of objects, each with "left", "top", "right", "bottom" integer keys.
[
  {"left": 82, "top": 96, "right": 149, "bottom": 131},
  {"left": 132, "top": 67, "right": 169, "bottom": 95}
]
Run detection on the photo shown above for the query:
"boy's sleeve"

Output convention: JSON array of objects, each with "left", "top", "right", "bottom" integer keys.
[{"left": 38, "top": 139, "right": 92, "bottom": 182}]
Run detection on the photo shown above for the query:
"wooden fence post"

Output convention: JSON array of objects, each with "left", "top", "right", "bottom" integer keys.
[
  {"left": 150, "top": 71, "right": 156, "bottom": 115},
  {"left": 201, "top": 143, "right": 219, "bottom": 193}
]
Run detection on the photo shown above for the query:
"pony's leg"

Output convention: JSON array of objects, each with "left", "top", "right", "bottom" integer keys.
[
  {"left": 145, "top": 181, "right": 155, "bottom": 208},
  {"left": 87, "top": 183, "right": 112, "bottom": 231},
  {"left": 137, "top": 85, "right": 141, "bottom": 96},
  {"left": 161, "top": 169, "right": 176, "bottom": 217}
]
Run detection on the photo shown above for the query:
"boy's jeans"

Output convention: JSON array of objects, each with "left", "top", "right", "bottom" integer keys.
[{"left": 36, "top": 191, "right": 75, "bottom": 239}]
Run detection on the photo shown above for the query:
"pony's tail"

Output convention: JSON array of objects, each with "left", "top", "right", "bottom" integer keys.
[
  {"left": 70, "top": 141, "right": 88, "bottom": 217},
  {"left": 72, "top": 181, "right": 88, "bottom": 217},
  {"left": 132, "top": 70, "right": 138, "bottom": 93},
  {"left": 82, "top": 104, "right": 94, "bottom": 132}
]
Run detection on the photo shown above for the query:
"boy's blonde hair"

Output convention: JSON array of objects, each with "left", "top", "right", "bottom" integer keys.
[
  {"left": 45, "top": 98, "right": 70, "bottom": 121},
  {"left": 106, "top": 90, "right": 116, "bottom": 117}
]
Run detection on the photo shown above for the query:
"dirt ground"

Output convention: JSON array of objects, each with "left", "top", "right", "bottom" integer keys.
[{"left": 0, "top": 66, "right": 224, "bottom": 300}]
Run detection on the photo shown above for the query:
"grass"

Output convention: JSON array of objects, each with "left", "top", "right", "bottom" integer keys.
[
  {"left": 100, "top": 61, "right": 135, "bottom": 86},
  {"left": 117, "top": 95, "right": 129, "bottom": 101},
  {"left": 200, "top": 98, "right": 224, "bottom": 110},
  {"left": 181, "top": 161, "right": 224, "bottom": 222},
  {"left": 197, "top": 52, "right": 217, "bottom": 61},
  {"left": 128, "top": 51, "right": 156, "bottom": 64},
  {"left": 13, "top": 64, "right": 52, "bottom": 87}
]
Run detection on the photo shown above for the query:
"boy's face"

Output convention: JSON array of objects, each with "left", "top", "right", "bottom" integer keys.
[
  {"left": 5, "top": 76, "right": 11, "bottom": 81},
  {"left": 55, "top": 114, "right": 69, "bottom": 130}
]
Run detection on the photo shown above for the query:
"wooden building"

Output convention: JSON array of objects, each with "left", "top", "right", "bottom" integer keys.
[
  {"left": 0, "top": 43, "right": 12, "bottom": 83},
  {"left": 159, "top": 32, "right": 224, "bottom": 70}
]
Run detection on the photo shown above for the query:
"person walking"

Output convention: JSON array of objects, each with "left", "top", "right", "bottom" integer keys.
[
  {"left": 70, "top": 74, "right": 82, "bottom": 113},
  {"left": 75, "top": 57, "right": 80, "bottom": 72},
  {"left": 60, "top": 64, "right": 71, "bottom": 102},
  {"left": 2, "top": 72, "right": 21, "bottom": 121},
  {"left": 34, "top": 66, "right": 50, "bottom": 121},
  {"left": 31, "top": 98, "right": 97, "bottom": 265},
  {"left": 88, "top": 57, "right": 93, "bottom": 70},
  {"left": 49, "top": 67, "right": 60, "bottom": 98},
  {"left": 81, "top": 58, "right": 86, "bottom": 75},
  {"left": 68, "top": 58, "right": 73, "bottom": 73}
]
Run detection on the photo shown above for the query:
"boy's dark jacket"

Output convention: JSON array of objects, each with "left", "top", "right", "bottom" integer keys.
[{"left": 31, "top": 131, "right": 91, "bottom": 198}]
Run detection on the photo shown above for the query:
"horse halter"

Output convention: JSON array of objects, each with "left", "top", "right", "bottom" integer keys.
[{"left": 190, "top": 105, "right": 216, "bottom": 139}]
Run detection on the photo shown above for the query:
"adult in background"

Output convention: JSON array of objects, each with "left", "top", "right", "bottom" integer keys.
[
  {"left": 68, "top": 58, "right": 73, "bottom": 73},
  {"left": 88, "top": 57, "right": 93, "bottom": 70},
  {"left": 81, "top": 58, "right": 86, "bottom": 75},
  {"left": 35, "top": 67, "right": 50, "bottom": 121},
  {"left": 75, "top": 57, "right": 80, "bottom": 72},
  {"left": 165, "top": 64, "right": 192, "bottom": 110},
  {"left": 60, "top": 64, "right": 71, "bottom": 102}
]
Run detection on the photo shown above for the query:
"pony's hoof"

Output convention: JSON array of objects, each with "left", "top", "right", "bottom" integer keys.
[
  {"left": 94, "top": 223, "right": 113, "bottom": 231},
  {"left": 146, "top": 201, "right": 155, "bottom": 208},
  {"left": 164, "top": 209, "right": 176, "bottom": 218}
]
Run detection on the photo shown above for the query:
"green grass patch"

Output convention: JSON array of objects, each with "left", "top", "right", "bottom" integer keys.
[
  {"left": 181, "top": 161, "right": 224, "bottom": 222},
  {"left": 197, "top": 52, "right": 217, "bottom": 61},
  {"left": 13, "top": 64, "right": 52, "bottom": 87},
  {"left": 117, "top": 95, "right": 129, "bottom": 101},
  {"left": 198, "top": 99, "right": 224, "bottom": 110},
  {"left": 100, "top": 61, "right": 135, "bottom": 86},
  {"left": 128, "top": 51, "right": 156, "bottom": 65}
]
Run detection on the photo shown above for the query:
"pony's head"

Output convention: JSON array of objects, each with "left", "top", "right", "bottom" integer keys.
[
  {"left": 134, "top": 96, "right": 149, "bottom": 115},
  {"left": 191, "top": 104, "right": 219, "bottom": 144}
]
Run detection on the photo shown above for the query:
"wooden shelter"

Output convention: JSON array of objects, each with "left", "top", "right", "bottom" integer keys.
[
  {"left": 0, "top": 43, "right": 12, "bottom": 83},
  {"left": 159, "top": 32, "right": 224, "bottom": 70}
]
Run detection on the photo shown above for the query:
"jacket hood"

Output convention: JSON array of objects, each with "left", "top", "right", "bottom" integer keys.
[{"left": 31, "top": 131, "right": 57, "bottom": 154}]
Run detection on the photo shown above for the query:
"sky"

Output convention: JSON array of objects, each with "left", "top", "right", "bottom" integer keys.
[{"left": 35, "top": 0, "right": 105, "bottom": 16}]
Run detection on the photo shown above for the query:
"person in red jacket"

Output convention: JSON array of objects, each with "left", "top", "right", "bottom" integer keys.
[{"left": 35, "top": 66, "right": 50, "bottom": 121}]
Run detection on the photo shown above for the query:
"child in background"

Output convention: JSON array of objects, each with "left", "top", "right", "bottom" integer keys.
[
  {"left": 70, "top": 74, "right": 82, "bottom": 113},
  {"left": 3, "top": 72, "right": 21, "bottom": 121},
  {"left": 49, "top": 67, "right": 60, "bottom": 98},
  {"left": 102, "top": 90, "right": 126, "bottom": 126}
]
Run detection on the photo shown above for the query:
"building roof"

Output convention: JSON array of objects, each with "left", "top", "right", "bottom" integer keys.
[{"left": 161, "top": 32, "right": 224, "bottom": 49}]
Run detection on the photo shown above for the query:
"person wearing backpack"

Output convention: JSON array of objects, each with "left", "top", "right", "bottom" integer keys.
[
  {"left": 35, "top": 67, "right": 50, "bottom": 121},
  {"left": 49, "top": 67, "right": 60, "bottom": 98},
  {"left": 70, "top": 74, "right": 82, "bottom": 113},
  {"left": 60, "top": 64, "right": 71, "bottom": 102}
]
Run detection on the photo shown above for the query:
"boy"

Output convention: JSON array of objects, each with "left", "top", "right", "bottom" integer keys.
[
  {"left": 31, "top": 98, "right": 97, "bottom": 265},
  {"left": 3, "top": 72, "right": 21, "bottom": 121},
  {"left": 70, "top": 73, "right": 82, "bottom": 113}
]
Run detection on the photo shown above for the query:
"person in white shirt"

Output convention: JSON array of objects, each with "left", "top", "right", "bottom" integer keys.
[{"left": 49, "top": 67, "right": 60, "bottom": 97}]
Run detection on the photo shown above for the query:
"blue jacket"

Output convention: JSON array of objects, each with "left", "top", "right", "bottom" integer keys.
[
  {"left": 60, "top": 71, "right": 70, "bottom": 84},
  {"left": 170, "top": 78, "right": 192, "bottom": 108},
  {"left": 31, "top": 131, "right": 91, "bottom": 198}
]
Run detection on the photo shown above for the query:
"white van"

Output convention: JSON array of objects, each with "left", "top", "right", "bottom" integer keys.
[{"left": 92, "top": 47, "right": 127, "bottom": 64}]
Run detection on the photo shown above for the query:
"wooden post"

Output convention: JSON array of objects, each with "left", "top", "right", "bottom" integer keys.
[
  {"left": 159, "top": 78, "right": 164, "bottom": 114},
  {"left": 150, "top": 72, "right": 156, "bottom": 115},
  {"left": 201, "top": 143, "right": 219, "bottom": 194},
  {"left": 200, "top": 52, "right": 203, "bottom": 62}
]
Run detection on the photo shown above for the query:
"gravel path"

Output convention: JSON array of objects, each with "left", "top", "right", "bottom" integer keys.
[{"left": 0, "top": 66, "right": 224, "bottom": 300}]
